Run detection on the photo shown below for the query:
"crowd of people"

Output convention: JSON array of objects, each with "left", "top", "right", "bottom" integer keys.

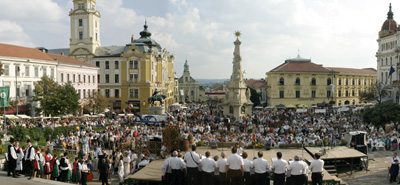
[
  {"left": 162, "top": 145, "right": 324, "bottom": 185},
  {"left": 4, "top": 116, "right": 157, "bottom": 185},
  {"left": 1, "top": 102, "right": 394, "bottom": 185}
]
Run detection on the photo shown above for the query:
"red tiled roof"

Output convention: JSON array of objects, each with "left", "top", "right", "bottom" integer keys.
[
  {"left": 245, "top": 79, "right": 266, "bottom": 89},
  {"left": 0, "top": 43, "right": 54, "bottom": 61},
  {"left": 47, "top": 53, "right": 96, "bottom": 68},
  {"left": 270, "top": 60, "right": 332, "bottom": 73},
  {"left": 327, "top": 67, "right": 376, "bottom": 75}
]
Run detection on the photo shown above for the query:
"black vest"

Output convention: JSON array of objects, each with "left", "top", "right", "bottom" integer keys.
[
  {"left": 26, "top": 146, "right": 33, "bottom": 159},
  {"left": 7, "top": 144, "right": 15, "bottom": 161}
]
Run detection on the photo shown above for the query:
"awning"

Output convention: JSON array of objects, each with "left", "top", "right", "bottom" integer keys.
[
  {"left": 4, "top": 115, "right": 18, "bottom": 119},
  {"left": 17, "top": 115, "right": 31, "bottom": 119}
]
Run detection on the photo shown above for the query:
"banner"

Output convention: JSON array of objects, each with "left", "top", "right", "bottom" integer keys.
[{"left": 0, "top": 86, "right": 10, "bottom": 107}]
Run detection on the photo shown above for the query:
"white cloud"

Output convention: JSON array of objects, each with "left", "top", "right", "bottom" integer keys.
[
  {"left": 0, "top": 20, "right": 33, "bottom": 46},
  {"left": 0, "top": 0, "right": 394, "bottom": 79},
  {"left": 0, "top": 0, "right": 63, "bottom": 22}
]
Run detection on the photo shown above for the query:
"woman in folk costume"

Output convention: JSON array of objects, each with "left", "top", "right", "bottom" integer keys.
[
  {"left": 117, "top": 156, "right": 124, "bottom": 184},
  {"left": 67, "top": 156, "right": 73, "bottom": 182},
  {"left": 123, "top": 152, "right": 131, "bottom": 178},
  {"left": 44, "top": 150, "right": 53, "bottom": 179},
  {"left": 71, "top": 157, "right": 81, "bottom": 183},
  {"left": 33, "top": 147, "right": 44, "bottom": 178},
  {"left": 50, "top": 153, "right": 60, "bottom": 180},
  {"left": 15, "top": 142, "right": 24, "bottom": 175}
]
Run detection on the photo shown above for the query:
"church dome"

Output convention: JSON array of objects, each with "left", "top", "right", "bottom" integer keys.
[
  {"left": 381, "top": 19, "right": 397, "bottom": 33},
  {"left": 380, "top": 3, "right": 398, "bottom": 38}
]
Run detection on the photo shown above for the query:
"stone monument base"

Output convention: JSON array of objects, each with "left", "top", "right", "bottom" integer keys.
[{"left": 148, "top": 106, "right": 165, "bottom": 115}]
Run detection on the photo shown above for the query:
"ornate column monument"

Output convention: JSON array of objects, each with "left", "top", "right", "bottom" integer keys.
[{"left": 223, "top": 32, "right": 253, "bottom": 119}]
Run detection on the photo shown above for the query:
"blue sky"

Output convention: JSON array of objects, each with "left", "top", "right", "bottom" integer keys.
[{"left": 0, "top": 0, "right": 395, "bottom": 79}]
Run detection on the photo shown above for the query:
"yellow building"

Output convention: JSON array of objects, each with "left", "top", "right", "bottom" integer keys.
[
  {"left": 49, "top": 0, "right": 176, "bottom": 114},
  {"left": 266, "top": 55, "right": 376, "bottom": 107},
  {"left": 327, "top": 67, "right": 376, "bottom": 106}
]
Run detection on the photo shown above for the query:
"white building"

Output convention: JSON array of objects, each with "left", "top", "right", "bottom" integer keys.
[
  {"left": 377, "top": 3, "right": 400, "bottom": 103},
  {"left": 178, "top": 60, "right": 202, "bottom": 103},
  {"left": 48, "top": 53, "right": 98, "bottom": 99},
  {"left": 0, "top": 43, "right": 98, "bottom": 115}
]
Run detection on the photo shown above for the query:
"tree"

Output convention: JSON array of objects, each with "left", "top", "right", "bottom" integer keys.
[
  {"left": 84, "top": 92, "right": 109, "bottom": 114},
  {"left": 33, "top": 76, "right": 80, "bottom": 116},
  {"left": 248, "top": 87, "right": 261, "bottom": 106},
  {"left": 363, "top": 102, "right": 400, "bottom": 127},
  {"left": 58, "top": 82, "right": 80, "bottom": 115},
  {"left": 359, "top": 82, "right": 388, "bottom": 104}
]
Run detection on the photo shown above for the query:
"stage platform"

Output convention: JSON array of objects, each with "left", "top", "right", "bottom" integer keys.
[
  {"left": 128, "top": 148, "right": 342, "bottom": 184},
  {"left": 304, "top": 146, "right": 367, "bottom": 160}
]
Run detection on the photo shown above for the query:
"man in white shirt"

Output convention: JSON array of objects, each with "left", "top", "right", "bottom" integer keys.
[
  {"left": 24, "top": 139, "right": 35, "bottom": 180},
  {"left": 253, "top": 151, "right": 270, "bottom": 185},
  {"left": 288, "top": 155, "right": 308, "bottom": 185},
  {"left": 184, "top": 145, "right": 201, "bottom": 185},
  {"left": 201, "top": 151, "right": 216, "bottom": 185},
  {"left": 169, "top": 151, "right": 186, "bottom": 185},
  {"left": 242, "top": 152, "right": 253, "bottom": 185},
  {"left": 216, "top": 152, "right": 228, "bottom": 185},
  {"left": 161, "top": 152, "right": 172, "bottom": 185},
  {"left": 309, "top": 153, "right": 324, "bottom": 185},
  {"left": 272, "top": 152, "right": 288, "bottom": 185},
  {"left": 226, "top": 147, "right": 244, "bottom": 185}
]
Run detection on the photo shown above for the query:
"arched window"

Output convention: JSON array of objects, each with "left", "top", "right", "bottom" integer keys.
[
  {"left": 327, "top": 78, "right": 332, "bottom": 85},
  {"left": 279, "top": 77, "right": 285, "bottom": 85},
  {"left": 311, "top": 78, "right": 316, "bottom": 86},
  {"left": 338, "top": 79, "right": 342, "bottom": 85},
  {"left": 295, "top": 78, "right": 300, "bottom": 85}
]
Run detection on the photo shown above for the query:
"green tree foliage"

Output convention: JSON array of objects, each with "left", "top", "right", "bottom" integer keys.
[
  {"left": 249, "top": 87, "right": 261, "bottom": 106},
  {"left": 33, "top": 76, "right": 80, "bottom": 116},
  {"left": 363, "top": 102, "right": 400, "bottom": 127},
  {"left": 9, "top": 126, "right": 82, "bottom": 143},
  {"left": 162, "top": 124, "right": 182, "bottom": 152},
  {"left": 84, "top": 92, "right": 109, "bottom": 114}
]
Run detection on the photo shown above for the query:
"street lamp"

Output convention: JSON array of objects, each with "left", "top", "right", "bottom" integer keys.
[{"left": 15, "top": 66, "right": 20, "bottom": 115}]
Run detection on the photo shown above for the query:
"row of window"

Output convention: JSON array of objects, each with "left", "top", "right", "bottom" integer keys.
[
  {"left": 77, "top": 89, "right": 96, "bottom": 99},
  {"left": 60, "top": 73, "right": 96, "bottom": 84},
  {"left": 2, "top": 64, "right": 55, "bottom": 78},
  {"left": 380, "top": 56, "right": 395, "bottom": 67},
  {"left": 278, "top": 77, "right": 371, "bottom": 86},
  {"left": 279, "top": 90, "right": 322, "bottom": 99},
  {"left": 103, "top": 88, "right": 139, "bottom": 99},
  {"left": 278, "top": 89, "right": 361, "bottom": 98},
  {"left": 279, "top": 77, "right": 328, "bottom": 86},
  {"left": 380, "top": 40, "right": 397, "bottom": 51},
  {"left": 95, "top": 60, "right": 139, "bottom": 70}
]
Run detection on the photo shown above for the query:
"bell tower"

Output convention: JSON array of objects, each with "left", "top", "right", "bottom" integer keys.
[{"left": 69, "top": 0, "right": 101, "bottom": 62}]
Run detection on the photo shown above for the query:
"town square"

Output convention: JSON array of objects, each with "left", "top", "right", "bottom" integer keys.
[{"left": 0, "top": 1, "right": 399, "bottom": 185}]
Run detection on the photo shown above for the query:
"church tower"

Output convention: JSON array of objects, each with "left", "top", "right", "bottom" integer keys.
[
  {"left": 69, "top": 0, "right": 101, "bottom": 62},
  {"left": 223, "top": 32, "right": 253, "bottom": 119}
]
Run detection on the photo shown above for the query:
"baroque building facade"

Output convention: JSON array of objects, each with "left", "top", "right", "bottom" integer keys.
[
  {"left": 266, "top": 55, "right": 376, "bottom": 107},
  {"left": 376, "top": 3, "right": 400, "bottom": 103},
  {"left": 50, "top": 0, "right": 176, "bottom": 114},
  {"left": 178, "top": 60, "right": 202, "bottom": 103}
]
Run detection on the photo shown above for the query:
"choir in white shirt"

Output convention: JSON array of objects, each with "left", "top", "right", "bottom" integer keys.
[{"left": 161, "top": 149, "right": 324, "bottom": 185}]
